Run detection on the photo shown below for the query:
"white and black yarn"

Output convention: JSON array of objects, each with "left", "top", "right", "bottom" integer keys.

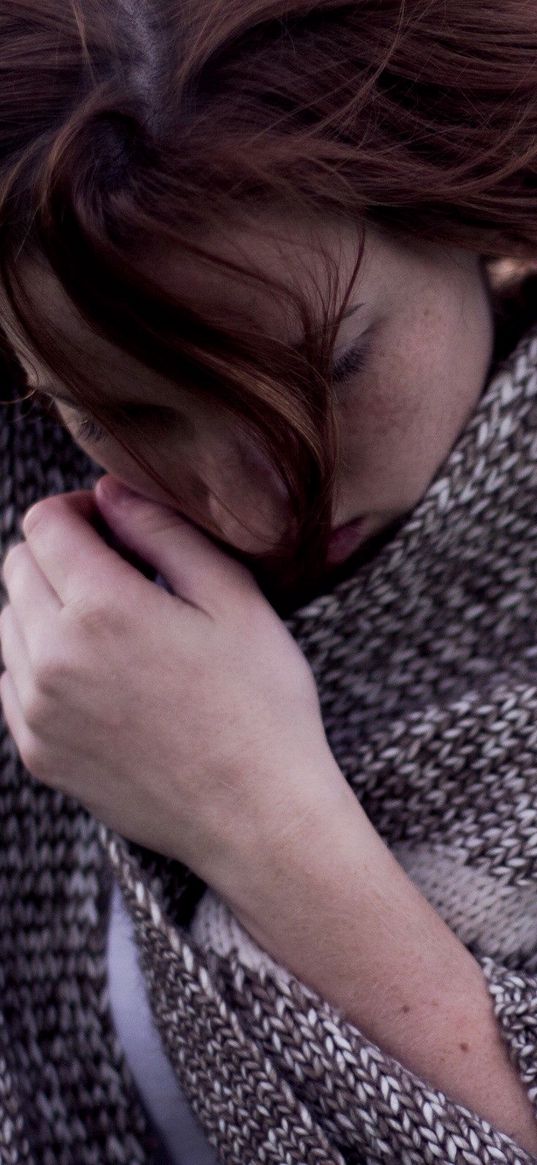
[{"left": 3, "top": 320, "right": 537, "bottom": 1163}]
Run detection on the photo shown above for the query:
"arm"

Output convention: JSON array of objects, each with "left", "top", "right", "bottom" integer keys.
[
  {"left": 230, "top": 764, "right": 537, "bottom": 1158},
  {"left": 4, "top": 483, "right": 535, "bottom": 1155}
]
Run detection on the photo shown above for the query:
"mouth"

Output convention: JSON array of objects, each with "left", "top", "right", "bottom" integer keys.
[{"left": 326, "top": 515, "right": 368, "bottom": 566}]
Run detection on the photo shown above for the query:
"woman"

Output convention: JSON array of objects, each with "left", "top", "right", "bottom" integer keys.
[{"left": 1, "top": 0, "right": 537, "bottom": 1161}]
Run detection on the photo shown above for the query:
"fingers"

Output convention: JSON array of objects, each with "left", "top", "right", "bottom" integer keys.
[
  {"left": 20, "top": 490, "right": 157, "bottom": 609},
  {"left": 0, "top": 619, "right": 31, "bottom": 745},
  {"left": 94, "top": 474, "right": 257, "bottom": 611},
  {"left": 1, "top": 542, "right": 61, "bottom": 708},
  {"left": 0, "top": 604, "right": 35, "bottom": 710},
  {"left": 2, "top": 541, "right": 61, "bottom": 644},
  {"left": 0, "top": 667, "right": 23, "bottom": 744}
]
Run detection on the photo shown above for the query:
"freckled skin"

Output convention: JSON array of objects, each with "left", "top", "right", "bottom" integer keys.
[{"left": 3, "top": 213, "right": 495, "bottom": 564}]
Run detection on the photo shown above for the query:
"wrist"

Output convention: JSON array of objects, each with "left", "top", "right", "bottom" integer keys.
[{"left": 222, "top": 766, "right": 383, "bottom": 961}]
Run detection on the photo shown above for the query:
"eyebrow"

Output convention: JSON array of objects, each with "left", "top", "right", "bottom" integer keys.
[{"left": 32, "top": 303, "right": 364, "bottom": 409}]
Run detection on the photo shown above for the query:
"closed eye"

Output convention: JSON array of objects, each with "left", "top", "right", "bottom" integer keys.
[
  {"left": 31, "top": 386, "right": 180, "bottom": 444},
  {"left": 73, "top": 403, "right": 187, "bottom": 445},
  {"left": 331, "top": 342, "right": 367, "bottom": 385},
  {"left": 70, "top": 413, "right": 108, "bottom": 444}
]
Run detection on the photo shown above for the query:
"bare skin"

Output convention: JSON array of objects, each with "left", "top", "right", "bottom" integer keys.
[
  {"left": 5, "top": 215, "right": 537, "bottom": 1154},
  {"left": 7, "top": 215, "right": 495, "bottom": 563}
]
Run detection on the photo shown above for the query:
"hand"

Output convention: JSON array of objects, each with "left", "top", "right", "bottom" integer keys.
[{"left": 0, "top": 476, "right": 346, "bottom": 899}]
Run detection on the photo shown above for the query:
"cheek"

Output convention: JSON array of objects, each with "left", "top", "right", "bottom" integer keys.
[
  {"left": 232, "top": 432, "right": 289, "bottom": 503},
  {"left": 334, "top": 363, "right": 447, "bottom": 511},
  {"left": 338, "top": 361, "right": 424, "bottom": 457},
  {"left": 203, "top": 437, "right": 291, "bottom": 549},
  {"left": 71, "top": 427, "right": 289, "bottom": 550},
  {"left": 339, "top": 293, "right": 470, "bottom": 451}
]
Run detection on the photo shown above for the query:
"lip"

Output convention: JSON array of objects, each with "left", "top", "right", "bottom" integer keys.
[{"left": 327, "top": 516, "right": 368, "bottom": 566}]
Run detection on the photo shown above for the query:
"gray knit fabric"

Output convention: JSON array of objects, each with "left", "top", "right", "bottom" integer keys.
[{"left": 3, "top": 319, "right": 537, "bottom": 1163}]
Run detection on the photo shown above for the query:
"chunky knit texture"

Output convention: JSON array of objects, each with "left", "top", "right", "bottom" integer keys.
[{"left": 3, "top": 320, "right": 537, "bottom": 1163}]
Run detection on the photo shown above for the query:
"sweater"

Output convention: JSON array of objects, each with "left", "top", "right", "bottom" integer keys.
[
  {"left": 107, "top": 876, "right": 219, "bottom": 1165},
  {"left": 3, "top": 316, "right": 537, "bottom": 1163}
]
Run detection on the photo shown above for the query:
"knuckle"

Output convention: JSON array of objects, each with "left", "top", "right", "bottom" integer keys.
[
  {"left": 66, "top": 594, "right": 124, "bottom": 636},
  {"left": 68, "top": 598, "right": 104, "bottom": 632},
  {"left": 31, "top": 648, "right": 71, "bottom": 703},
  {"left": 24, "top": 685, "right": 52, "bottom": 733}
]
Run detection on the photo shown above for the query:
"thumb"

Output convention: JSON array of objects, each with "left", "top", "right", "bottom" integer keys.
[{"left": 93, "top": 474, "right": 255, "bottom": 609}]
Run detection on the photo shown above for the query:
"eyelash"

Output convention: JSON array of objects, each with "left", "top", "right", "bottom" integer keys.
[
  {"left": 32, "top": 342, "right": 367, "bottom": 447},
  {"left": 69, "top": 358, "right": 365, "bottom": 442},
  {"left": 331, "top": 343, "right": 367, "bottom": 386},
  {"left": 72, "top": 414, "right": 108, "bottom": 444},
  {"left": 72, "top": 405, "right": 179, "bottom": 445},
  {"left": 29, "top": 388, "right": 109, "bottom": 444}
]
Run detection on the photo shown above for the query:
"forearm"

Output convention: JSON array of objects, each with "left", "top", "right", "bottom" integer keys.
[{"left": 232, "top": 772, "right": 537, "bottom": 1157}]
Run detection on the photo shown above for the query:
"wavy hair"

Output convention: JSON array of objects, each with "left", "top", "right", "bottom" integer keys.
[{"left": 1, "top": 0, "right": 537, "bottom": 604}]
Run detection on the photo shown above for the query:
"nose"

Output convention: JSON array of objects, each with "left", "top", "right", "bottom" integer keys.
[{"left": 204, "top": 434, "right": 290, "bottom": 554}]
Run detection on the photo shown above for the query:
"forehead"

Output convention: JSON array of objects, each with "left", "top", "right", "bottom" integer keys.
[
  {"left": 162, "top": 208, "right": 362, "bottom": 323},
  {"left": 1, "top": 209, "right": 363, "bottom": 398}
]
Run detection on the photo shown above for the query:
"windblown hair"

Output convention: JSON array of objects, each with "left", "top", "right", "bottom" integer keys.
[{"left": 1, "top": 0, "right": 537, "bottom": 603}]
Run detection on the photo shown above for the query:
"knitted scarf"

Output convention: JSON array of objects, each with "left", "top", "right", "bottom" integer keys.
[{"left": 2, "top": 318, "right": 537, "bottom": 1165}]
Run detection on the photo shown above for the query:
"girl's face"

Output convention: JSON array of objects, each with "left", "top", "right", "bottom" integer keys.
[{"left": 7, "top": 217, "right": 495, "bottom": 570}]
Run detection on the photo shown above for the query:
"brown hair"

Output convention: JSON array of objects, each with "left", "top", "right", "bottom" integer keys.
[{"left": 2, "top": 0, "right": 537, "bottom": 607}]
